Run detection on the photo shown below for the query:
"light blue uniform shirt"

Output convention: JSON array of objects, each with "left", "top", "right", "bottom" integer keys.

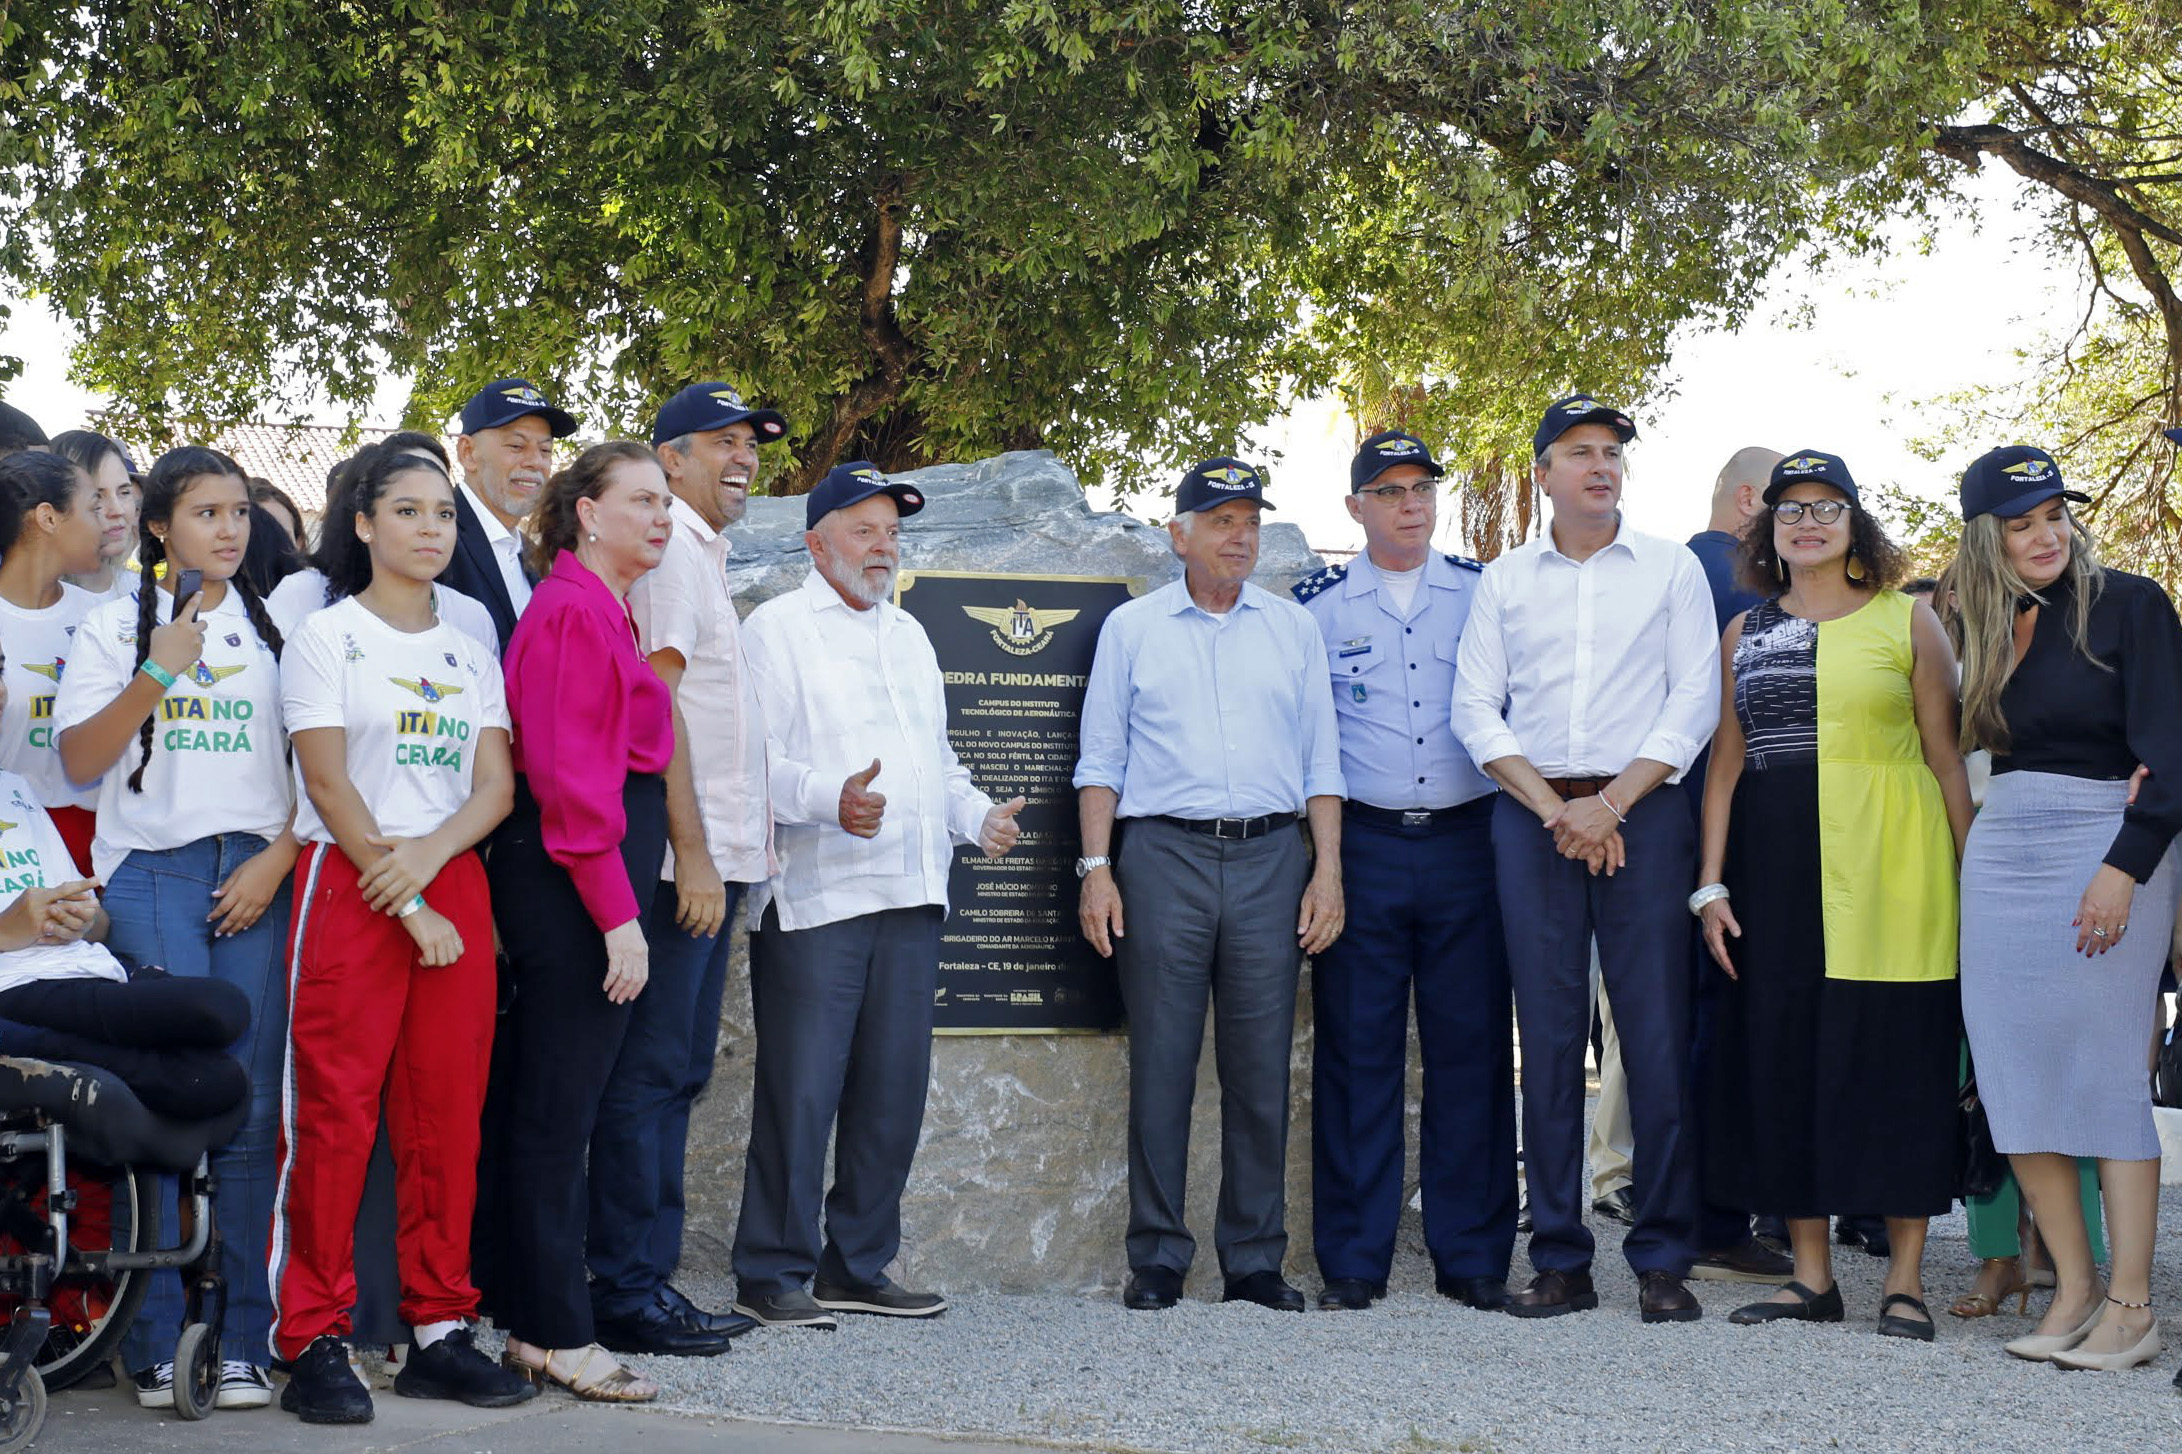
[
  {"left": 1293, "top": 552, "right": 1497, "bottom": 811},
  {"left": 1074, "top": 578, "right": 1345, "bottom": 819}
]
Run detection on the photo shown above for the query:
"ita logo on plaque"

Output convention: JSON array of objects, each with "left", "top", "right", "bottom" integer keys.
[{"left": 894, "top": 569, "right": 1144, "bottom": 1033}]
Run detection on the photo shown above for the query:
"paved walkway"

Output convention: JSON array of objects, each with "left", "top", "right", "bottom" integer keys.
[{"left": 37, "top": 1381, "right": 1058, "bottom": 1453}]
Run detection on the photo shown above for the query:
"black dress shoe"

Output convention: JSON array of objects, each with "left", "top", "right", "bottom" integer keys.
[
  {"left": 1124, "top": 1265, "right": 1183, "bottom": 1310},
  {"left": 1516, "top": 1194, "right": 1533, "bottom": 1234},
  {"left": 1506, "top": 1268, "right": 1597, "bottom": 1318},
  {"left": 1317, "top": 1278, "right": 1380, "bottom": 1310},
  {"left": 593, "top": 1301, "right": 735, "bottom": 1356},
  {"left": 1727, "top": 1279, "right": 1844, "bottom": 1326},
  {"left": 1637, "top": 1270, "right": 1702, "bottom": 1324},
  {"left": 1223, "top": 1270, "right": 1306, "bottom": 1312},
  {"left": 1836, "top": 1215, "right": 1890, "bottom": 1258},
  {"left": 1591, "top": 1187, "right": 1636, "bottom": 1226},
  {"left": 1691, "top": 1236, "right": 1796, "bottom": 1283},
  {"left": 1435, "top": 1274, "right": 1510, "bottom": 1311},
  {"left": 661, "top": 1283, "right": 760, "bottom": 1338}
]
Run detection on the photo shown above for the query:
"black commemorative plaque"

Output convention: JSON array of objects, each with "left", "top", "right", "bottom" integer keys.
[{"left": 894, "top": 569, "right": 1144, "bottom": 1033}]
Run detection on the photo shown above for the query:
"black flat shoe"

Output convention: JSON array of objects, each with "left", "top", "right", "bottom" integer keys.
[
  {"left": 1223, "top": 1270, "right": 1306, "bottom": 1312},
  {"left": 1877, "top": 1292, "right": 1936, "bottom": 1341},
  {"left": 1124, "top": 1266, "right": 1183, "bottom": 1311},
  {"left": 1728, "top": 1279, "right": 1844, "bottom": 1325},
  {"left": 1435, "top": 1274, "right": 1511, "bottom": 1312},
  {"left": 1317, "top": 1278, "right": 1379, "bottom": 1311}
]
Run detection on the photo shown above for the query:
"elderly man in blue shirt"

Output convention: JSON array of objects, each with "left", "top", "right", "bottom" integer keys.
[
  {"left": 1074, "top": 457, "right": 1345, "bottom": 1313},
  {"left": 1291, "top": 431, "right": 1513, "bottom": 1313}
]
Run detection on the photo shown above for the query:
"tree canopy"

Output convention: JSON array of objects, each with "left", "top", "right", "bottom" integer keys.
[{"left": 0, "top": 0, "right": 2014, "bottom": 529}]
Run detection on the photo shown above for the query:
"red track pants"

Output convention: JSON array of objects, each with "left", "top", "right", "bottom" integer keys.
[{"left": 269, "top": 842, "right": 495, "bottom": 1361}]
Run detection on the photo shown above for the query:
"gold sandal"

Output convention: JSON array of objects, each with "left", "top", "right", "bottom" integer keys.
[
  {"left": 503, "top": 1341, "right": 658, "bottom": 1403},
  {"left": 1949, "top": 1260, "right": 2031, "bottom": 1319}
]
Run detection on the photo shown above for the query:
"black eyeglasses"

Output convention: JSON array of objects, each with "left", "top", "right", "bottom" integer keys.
[
  {"left": 1775, "top": 499, "right": 1848, "bottom": 524},
  {"left": 1357, "top": 481, "right": 1438, "bottom": 503}
]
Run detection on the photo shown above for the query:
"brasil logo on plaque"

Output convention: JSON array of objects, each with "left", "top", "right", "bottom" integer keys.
[{"left": 961, "top": 599, "right": 1082, "bottom": 657}]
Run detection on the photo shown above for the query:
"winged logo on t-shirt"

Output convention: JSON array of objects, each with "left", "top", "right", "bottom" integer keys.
[
  {"left": 391, "top": 677, "right": 465, "bottom": 705},
  {"left": 20, "top": 660, "right": 61, "bottom": 682},
  {"left": 188, "top": 661, "right": 247, "bottom": 688}
]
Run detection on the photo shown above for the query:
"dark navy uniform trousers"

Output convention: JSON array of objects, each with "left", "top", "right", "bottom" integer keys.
[{"left": 1312, "top": 799, "right": 1516, "bottom": 1286}]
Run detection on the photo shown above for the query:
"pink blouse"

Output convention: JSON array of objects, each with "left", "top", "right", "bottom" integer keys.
[{"left": 505, "top": 550, "right": 674, "bottom": 931}]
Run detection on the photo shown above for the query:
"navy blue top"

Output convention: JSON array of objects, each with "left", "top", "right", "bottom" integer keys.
[{"left": 1686, "top": 529, "right": 1764, "bottom": 631}]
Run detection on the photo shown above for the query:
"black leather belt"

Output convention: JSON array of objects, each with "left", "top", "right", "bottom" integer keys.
[
  {"left": 1344, "top": 798, "right": 1492, "bottom": 829},
  {"left": 1154, "top": 812, "right": 1298, "bottom": 840}
]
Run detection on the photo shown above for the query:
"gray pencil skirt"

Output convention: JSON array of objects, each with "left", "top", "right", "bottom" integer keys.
[{"left": 1961, "top": 770, "right": 2179, "bottom": 1161}]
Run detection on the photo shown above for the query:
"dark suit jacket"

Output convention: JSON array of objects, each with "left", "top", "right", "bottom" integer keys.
[{"left": 443, "top": 487, "right": 527, "bottom": 653}]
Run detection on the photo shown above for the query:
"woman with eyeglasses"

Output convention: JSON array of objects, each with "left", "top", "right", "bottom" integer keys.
[
  {"left": 1694, "top": 450, "right": 1972, "bottom": 1341},
  {"left": 1952, "top": 445, "right": 2182, "bottom": 1373}
]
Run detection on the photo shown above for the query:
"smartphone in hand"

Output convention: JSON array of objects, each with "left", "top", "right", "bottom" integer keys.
[{"left": 172, "top": 568, "right": 203, "bottom": 611}]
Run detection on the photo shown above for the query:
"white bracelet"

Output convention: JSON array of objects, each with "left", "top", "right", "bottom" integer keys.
[
  {"left": 1687, "top": 883, "right": 1729, "bottom": 916},
  {"left": 1599, "top": 788, "right": 1627, "bottom": 823}
]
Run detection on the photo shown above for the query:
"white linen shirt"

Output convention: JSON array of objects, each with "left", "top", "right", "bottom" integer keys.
[
  {"left": 1451, "top": 518, "right": 1720, "bottom": 782},
  {"left": 627, "top": 494, "right": 774, "bottom": 886},
  {"left": 743, "top": 569, "right": 994, "bottom": 932},
  {"left": 457, "top": 479, "right": 533, "bottom": 617}
]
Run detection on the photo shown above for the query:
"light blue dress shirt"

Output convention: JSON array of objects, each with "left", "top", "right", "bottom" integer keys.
[
  {"left": 1074, "top": 578, "right": 1346, "bottom": 819},
  {"left": 1292, "top": 552, "right": 1498, "bottom": 811}
]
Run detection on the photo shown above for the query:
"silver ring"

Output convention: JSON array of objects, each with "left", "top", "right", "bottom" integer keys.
[{"left": 2093, "top": 927, "right": 2109, "bottom": 938}]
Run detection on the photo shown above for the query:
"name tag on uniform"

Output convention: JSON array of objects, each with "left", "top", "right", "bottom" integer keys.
[{"left": 1337, "top": 637, "right": 1372, "bottom": 658}]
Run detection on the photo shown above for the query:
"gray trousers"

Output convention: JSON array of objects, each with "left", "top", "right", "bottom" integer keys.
[
  {"left": 731, "top": 903, "right": 944, "bottom": 1297},
  {"left": 1114, "top": 816, "right": 1309, "bottom": 1279}
]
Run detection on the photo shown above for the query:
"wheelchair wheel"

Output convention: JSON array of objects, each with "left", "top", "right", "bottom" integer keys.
[
  {"left": 0, "top": 1158, "right": 157, "bottom": 1391},
  {"left": 173, "top": 1321, "right": 216, "bottom": 1420},
  {"left": 0, "top": 1365, "right": 44, "bottom": 1452}
]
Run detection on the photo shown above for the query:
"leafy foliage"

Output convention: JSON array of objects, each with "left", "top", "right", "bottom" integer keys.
[{"left": 0, "top": 0, "right": 2007, "bottom": 516}]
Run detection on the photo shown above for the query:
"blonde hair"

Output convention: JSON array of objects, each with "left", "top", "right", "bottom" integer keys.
[{"left": 1948, "top": 507, "right": 2107, "bottom": 754}]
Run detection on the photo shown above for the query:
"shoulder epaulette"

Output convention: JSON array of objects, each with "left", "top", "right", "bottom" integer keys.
[
  {"left": 1291, "top": 563, "right": 1348, "bottom": 603},
  {"left": 1443, "top": 552, "right": 1485, "bottom": 573}
]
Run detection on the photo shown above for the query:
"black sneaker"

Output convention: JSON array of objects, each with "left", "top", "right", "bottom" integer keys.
[
  {"left": 393, "top": 1326, "right": 537, "bottom": 1409},
  {"left": 732, "top": 1287, "right": 840, "bottom": 1329},
  {"left": 810, "top": 1275, "right": 948, "bottom": 1318},
  {"left": 279, "top": 1336, "right": 373, "bottom": 1425}
]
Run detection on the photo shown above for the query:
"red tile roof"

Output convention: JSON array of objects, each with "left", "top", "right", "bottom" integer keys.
[{"left": 99, "top": 422, "right": 455, "bottom": 519}]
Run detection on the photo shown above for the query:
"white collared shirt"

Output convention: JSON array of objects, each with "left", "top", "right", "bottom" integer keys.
[
  {"left": 742, "top": 569, "right": 994, "bottom": 932},
  {"left": 1451, "top": 518, "right": 1720, "bottom": 781},
  {"left": 627, "top": 495, "right": 775, "bottom": 886},
  {"left": 458, "top": 478, "right": 533, "bottom": 616}
]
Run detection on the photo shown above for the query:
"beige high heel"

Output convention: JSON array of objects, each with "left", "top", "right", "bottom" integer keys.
[
  {"left": 2051, "top": 1297, "right": 2162, "bottom": 1372},
  {"left": 502, "top": 1341, "right": 658, "bottom": 1402},
  {"left": 2003, "top": 1298, "right": 2105, "bottom": 1362}
]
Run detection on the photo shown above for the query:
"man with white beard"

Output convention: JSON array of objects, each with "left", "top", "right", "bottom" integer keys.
[
  {"left": 444, "top": 377, "right": 577, "bottom": 650},
  {"left": 731, "top": 462, "right": 1027, "bottom": 1329}
]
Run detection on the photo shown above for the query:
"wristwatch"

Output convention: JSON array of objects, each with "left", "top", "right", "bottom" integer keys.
[{"left": 1075, "top": 855, "right": 1111, "bottom": 878}]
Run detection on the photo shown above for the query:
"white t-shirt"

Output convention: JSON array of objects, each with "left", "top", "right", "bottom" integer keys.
[
  {"left": 52, "top": 588, "right": 293, "bottom": 883},
  {"left": 0, "top": 584, "right": 103, "bottom": 811},
  {"left": 266, "top": 569, "right": 501, "bottom": 661},
  {"left": 626, "top": 497, "right": 772, "bottom": 885},
  {"left": 281, "top": 596, "right": 510, "bottom": 845},
  {"left": 0, "top": 771, "right": 127, "bottom": 996},
  {"left": 1379, "top": 561, "right": 1426, "bottom": 618}
]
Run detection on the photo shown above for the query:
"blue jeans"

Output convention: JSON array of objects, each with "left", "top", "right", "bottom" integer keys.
[
  {"left": 104, "top": 833, "right": 293, "bottom": 1372},
  {"left": 587, "top": 880, "right": 743, "bottom": 1319}
]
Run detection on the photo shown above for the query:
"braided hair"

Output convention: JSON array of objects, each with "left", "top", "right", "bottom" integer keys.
[{"left": 126, "top": 447, "right": 287, "bottom": 793}]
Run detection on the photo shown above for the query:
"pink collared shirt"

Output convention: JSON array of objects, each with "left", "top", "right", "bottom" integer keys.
[{"left": 506, "top": 550, "right": 675, "bottom": 931}]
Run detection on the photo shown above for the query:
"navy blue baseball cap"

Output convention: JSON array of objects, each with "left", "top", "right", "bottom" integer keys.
[
  {"left": 1351, "top": 431, "right": 1446, "bottom": 492},
  {"left": 1764, "top": 449, "right": 1860, "bottom": 506},
  {"left": 1176, "top": 456, "right": 1277, "bottom": 514},
  {"left": 1959, "top": 445, "right": 2088, "bottom": 522},
  {"left": 650, "top": 382, "right": 788, "bottom": 446},
  {"left": 2163, "top": 427, "right": 2182, "bottom": 447},
  {"left": 1533, "top": 394, "right": 1637, "bottom": 456},
  {"left": 805, "top": 460, "right": 925, "bottom": 530},
  {"left": 458, "top": 377, "right": 578, "bottom": 438}
]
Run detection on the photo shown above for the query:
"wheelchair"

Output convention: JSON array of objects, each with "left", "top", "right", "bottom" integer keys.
[{"left": 0, "top": 1053, "right": 247, "bottom": 1448}]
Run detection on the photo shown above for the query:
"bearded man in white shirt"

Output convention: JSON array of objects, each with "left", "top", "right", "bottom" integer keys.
[
  {"left": 1450, "top": 395, "right": 1721, "bottom": 1326},
  {"left": 445, "top": 377, "right": 576, "bottom": 651},
  {"left": 731, "top": 462, "right": 1026, "bottom": 1331}
]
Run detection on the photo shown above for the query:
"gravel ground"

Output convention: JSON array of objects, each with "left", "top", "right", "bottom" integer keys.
[{"left": 494, "top": 1183, "right": 2182, "bottom": 1454}]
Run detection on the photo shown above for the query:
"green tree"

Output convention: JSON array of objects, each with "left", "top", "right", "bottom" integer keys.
[{"left": 0, "top": 0, "right": 2008, "bottom": 505}]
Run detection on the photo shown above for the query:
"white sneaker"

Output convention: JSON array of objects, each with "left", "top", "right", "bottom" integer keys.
[
  {"left": 215, "top": 1360, "right": 273, "bottom": 1410},
  {"left": 132, "top": 1361, "right": 175, "bottom": 1410}
]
